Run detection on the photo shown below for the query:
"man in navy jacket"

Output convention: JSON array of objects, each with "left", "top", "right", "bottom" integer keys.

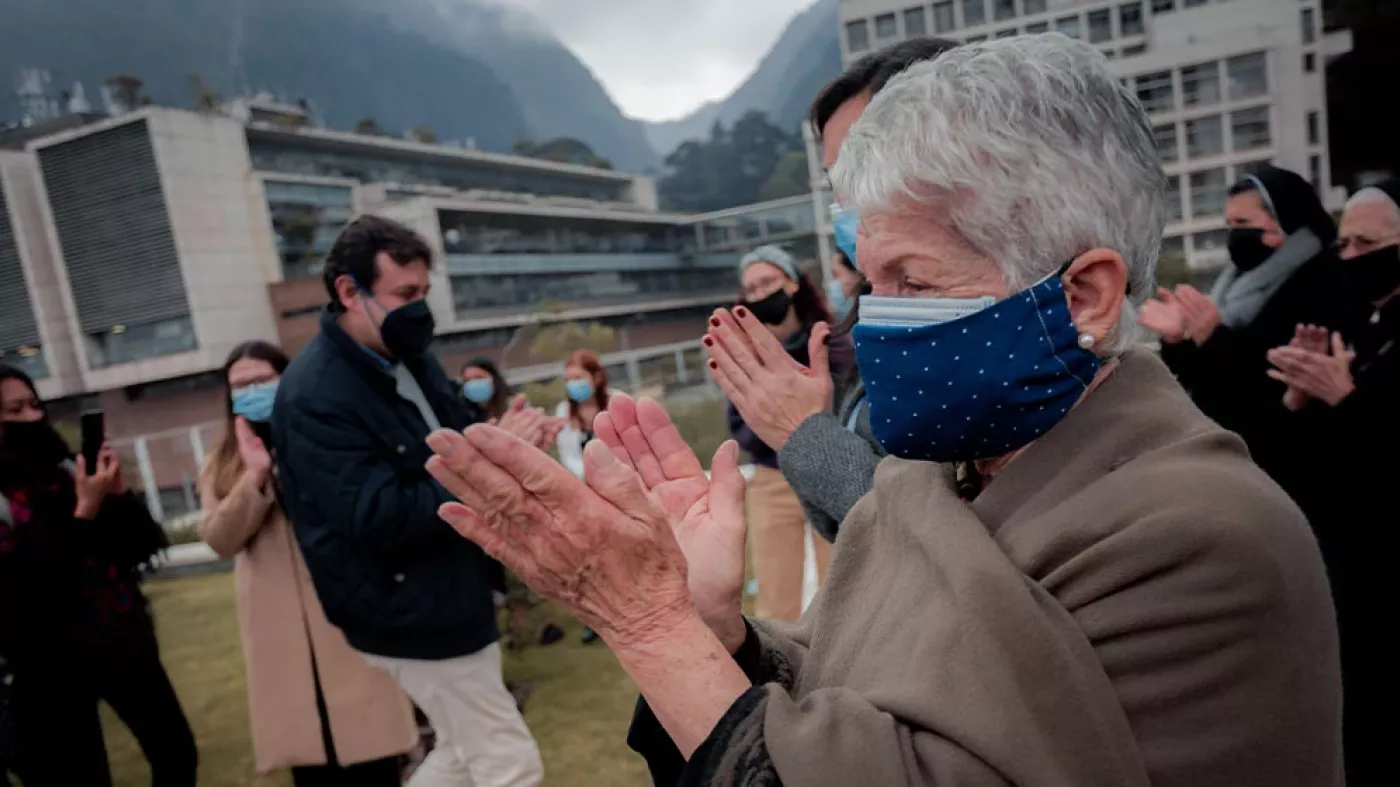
[{"left": 274, "top": 215, "right": 548, "bottom": 787}]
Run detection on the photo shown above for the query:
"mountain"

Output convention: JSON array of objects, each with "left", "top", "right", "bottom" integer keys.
[
  {"left": 0, "top": 0, "right": 657, "bottom": 171},
  {"left": 644, "top": 0, "right": 842, "bottom": 159}
]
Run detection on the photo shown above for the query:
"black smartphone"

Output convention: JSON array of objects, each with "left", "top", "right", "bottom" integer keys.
[{"left": 80, "top": 409, "right": 104, "bottom": 475}]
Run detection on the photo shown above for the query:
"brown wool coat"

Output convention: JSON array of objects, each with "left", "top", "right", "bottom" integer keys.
[
  {"left": 199, "top": 466, "right": 417, "bottom": 774},
  {"left": 720, "top": 350, "right": 1342, "bottom": 786}
]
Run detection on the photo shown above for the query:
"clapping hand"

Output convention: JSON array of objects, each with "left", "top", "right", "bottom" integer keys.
[
  {"left": 1267, "top": 328, "right": 1356, "bottom": 408},
  {"left": 594, "top": 393, "right": 748, "bottom": 652},
  {"left": 1137, "top": 288, "right": 1187, "bottom": 343},
  {"left": 494, "top": 394, "right": 565, "bottom": 451},
  {"left": 704, "top": 307, "right": 833, "bottom": 451},
  {"left": 1174, "top": 285, "right": 1222, "bottom": 345}
]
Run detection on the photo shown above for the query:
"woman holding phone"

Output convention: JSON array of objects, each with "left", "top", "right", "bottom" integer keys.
[
  {"left": 199, "top": 342, "right": 416, "bottom": 786},
  {"left": 0, "top": 364, "right": 194, "bottom": 787}
]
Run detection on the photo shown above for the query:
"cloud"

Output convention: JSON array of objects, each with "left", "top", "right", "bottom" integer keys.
[{"left": 477, "top": 0, "right": 816, "bottom": 122}]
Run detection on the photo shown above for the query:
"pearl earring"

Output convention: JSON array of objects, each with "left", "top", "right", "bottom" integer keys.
[{"left": 1077, "top": 333, "right": 1096, "bottom": 350}]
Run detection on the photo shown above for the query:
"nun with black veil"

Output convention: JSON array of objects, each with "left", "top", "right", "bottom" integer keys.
[{"left": 1138, "top": 165, "right": 1369, "bottom": 515}]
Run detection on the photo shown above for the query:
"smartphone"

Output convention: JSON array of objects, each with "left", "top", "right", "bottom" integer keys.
[{"left": 80, "top": 409, "right": 104, "bottom": 475}]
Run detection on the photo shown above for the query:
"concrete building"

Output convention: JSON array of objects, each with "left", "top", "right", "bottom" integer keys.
[
  {"left": 1, "top": 106, "right": 830, "bottom": 518},
  {"left": 837, "top": 0, "right": 1349, "bottom": 279}
]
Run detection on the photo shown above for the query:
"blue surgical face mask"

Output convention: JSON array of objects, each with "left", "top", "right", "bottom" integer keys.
[
  {"left": 829, "top": 203, "right": 859, "bottom": 264},
  {"left": 566, "top": 379, "right": 595, "bottom": 403},
  {"left": 231, "top": 381, "right": 279, "bottom": 424},
  {"left": 825, "top": 279, "right": 853, "bottom": 321},
  {"left": 463, "top": 378, "right": 495, "bottom": 404},
  {"left": 852, "top": 266, "right": 1101, "bottom": 463}
]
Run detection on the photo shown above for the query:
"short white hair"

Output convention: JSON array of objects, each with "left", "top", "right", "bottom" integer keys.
[
  {"left": 831, "top": 34, "right": 1165, "bottom": 354},
  {"left": 1345, "top": 187, "right": 1400, "bottom": 229}
]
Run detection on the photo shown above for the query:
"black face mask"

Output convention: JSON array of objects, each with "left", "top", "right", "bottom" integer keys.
[
  {"left": 744, "top": 290, "right": 793, "bottom": 326},
  {"left": 1343, "top": 244, "right": 1400, "bottom": 302},
  {"left": 1228, "top": 227, "right": 1275, "bottom": 273},
  {"left": 0, "top": 418, "right": 72, "bottom": 469},
  {"left": 378, "top": 299, "right": 436, "bottom": 359}
]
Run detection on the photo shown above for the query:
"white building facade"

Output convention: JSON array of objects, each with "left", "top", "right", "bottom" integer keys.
[{"left": 837, "top": 0, "right": 1348, "bottom": 277}]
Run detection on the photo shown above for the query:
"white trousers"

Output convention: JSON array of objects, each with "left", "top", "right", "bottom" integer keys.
[{"left": 365, "top": 644, "right": 543, "bottom": 787}]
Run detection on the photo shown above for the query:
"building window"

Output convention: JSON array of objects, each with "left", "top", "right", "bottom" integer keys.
[
  {"left": 1230, "top": 107, "right": 1272, "bottom": 151},
  {"left": 1180, "top": 61, "right": 1221, "bottom": 107},
  {"left": 1192, "top": 229, "right": 1229, "bottom": 254},
  {"left": 994, "top": 0, "right": 1016, "bottom": 22},
  {"left": 1103, "top": 49, "right": 1118, "bottom": 59},
  {"left": 933, "top": 1, "right": 957, "bottom": 32},
  {"left": 1301, "top": 8, "right": 1317, "bottom": 45},
  {"left": 995, "top": 27, "right": 1018, "bottom": 38},
  {"left": 963, "top": 0, "right": 987, "bottom": 27},
  {"left": 846, "top": 19, "right": 871, "bottom": 52},
  {"left": 1227, "top": 52, "right": 1268, "bottom": 100},
  {"left": 1309, "top": 154, "right": 1322, "bottom": 188},
  {"left": 966, "top": 34, "right": 988, "bottom": 42},
  {"left": 1190, "top": 168, "right": 1228, "bottom": 219},
  {"left": 1120, "top": 3, "right": 1145, "bottom": 36},
  {"left": 1135, "top": 71, "right": 1174, "bottom": 114},
  {"left": 1186, "top": 116, "right": 1225, "bottom": 158},
  {"left": 1151, "top": 0, "right": 1175, "bottom": 12},
  {"left": 265, "top": 180, "right": 356, "bottom": 279},
  {"left": 1304, "top": 52, "right": 1317, "bottom": 73},
  {"left": 1153, "top": 124, "right": 1179, "bottom": 164},
  {"left": 905, "top": 6, "right": 928, "bottom": 36},
  {"left": 1234, "top": 159, "right": 1273, "bottom": 178},
  {"left": 1089, "top": 9, "right": 1113, "bottom": 42},
  {"left": 84, "top": 317, "right": 199, "bottom": 369},
  {"left": 1307, "top": 111, "right": 1320, "bottom": 145},
  {"left": 1026, "top": 20, "right": 1050, "bottom": 33},
  {"left": 1123, "top": 43, "right": 1147, "bottom": 56},
  {"left": 876, "top": 13, "right": 898, "bottom": 38},
  {"left": 1164, "top": 175, "right": 1183, "bottom": 222},
  {"left": 1057, "top": 15, "right": 1082, "bottom": 39},
  {"left": 1161, "top": 235, "right": 1185, "bottom": 257},
  {"left": 1184, "top": 0, "right": 1209, "bottom": 7},
  {"left": 1024, "top": 0, "right": 1047, "bottom": 13}
]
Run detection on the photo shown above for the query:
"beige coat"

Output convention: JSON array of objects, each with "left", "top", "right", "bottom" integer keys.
[
  {"left": 199, "top": 465, "right": 417, "bottom": 774},
  {"left": 696, "top": 350, "right": 1342, "bottom": 786}
]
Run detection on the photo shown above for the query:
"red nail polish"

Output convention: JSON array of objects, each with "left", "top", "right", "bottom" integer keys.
[
  {"left": 703, "top": 336, "right": 713, "bottom": 346},
  {"left": 709, "top": 317, "right": 720, "bottom": 327},
  {"left": 735, "top": 307, "right": 749, "bottom": 318},
  {"left": 708, "top": 359, "right": 718, "bottom": 370}
]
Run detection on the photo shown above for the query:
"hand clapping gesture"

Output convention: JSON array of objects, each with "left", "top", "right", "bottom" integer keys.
[{"left": 1267, "top": 325, "right": 1356, "bottom": 409}]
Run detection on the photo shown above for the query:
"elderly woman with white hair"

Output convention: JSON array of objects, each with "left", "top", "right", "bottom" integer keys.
[
  {"left": 424, "top": 35, "right": 1341, "bottom": 787},
  {"left": 1266, "top": 177, "right": 1400, "bottom": 786}
]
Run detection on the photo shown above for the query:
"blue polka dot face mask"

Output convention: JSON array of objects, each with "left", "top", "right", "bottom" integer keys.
[{"left": 851, "top": 265, "right": 1101, "bottom": 463}]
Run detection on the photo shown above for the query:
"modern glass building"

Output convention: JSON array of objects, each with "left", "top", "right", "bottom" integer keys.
[{"left": 838, "top": 0, "right": 1348, "bottom": 278}]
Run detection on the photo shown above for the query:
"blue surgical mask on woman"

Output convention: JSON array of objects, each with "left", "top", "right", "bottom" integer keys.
[
  {"left": 566, "top": 379, "right": 595, "bottom": 403},
  {"left": 231, "top": 381, "right": 279, "bottom": 423},
  {"left": 463, "top": 378, "right": 495, "bottom": 404},
  {"left": 829, "top": 203, "right": 859, "bottom": 264},
  {"left": 851, "top": 264, "right": 1101, "bottom": 463},
  {"left": 825, "top": 279, "right": 854, "bottom": 321}
]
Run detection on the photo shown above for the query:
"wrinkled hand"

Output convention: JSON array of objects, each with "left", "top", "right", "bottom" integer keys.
[
  {"left": 1137, "top": 288, "right": 1187, "bottom": 344},
  {"left": 705, "top": 307, "right": 833, "bottom": 451},
  {"left": 74, "top": 444, "right": 120, "bottom": 519},
  {"left": 1267, "top": 331, "right": 1356, "bottom": 408},
  {"left": 595, "top": 393, "right": 748, "bottom": 652},
  {"left": 495, "top": 394, "right": 561, "bottom": 451},
  {"left": 234, "top": 416, "right": 272, "bottom": 482},
  {"left": 1279, "top": 324, "right": 1332, "bottom": 410},
  {"left": 426, "top": 425, "right": 693, "bottom": 645},
  {"left": 1174, "top": 285, "right": 1221, "bottom": 345}
]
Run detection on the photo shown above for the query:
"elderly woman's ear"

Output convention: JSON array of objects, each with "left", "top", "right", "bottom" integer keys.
[{"left": 1062, "top": 249, "right": 1130, "bottom": 349}]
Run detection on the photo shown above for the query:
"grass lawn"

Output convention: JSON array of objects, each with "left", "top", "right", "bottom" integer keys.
[{"left": 102, "top": 573, "right": 652, "bottom": 787}]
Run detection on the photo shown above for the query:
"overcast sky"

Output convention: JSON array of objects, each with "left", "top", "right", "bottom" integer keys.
[{"left": 483, "top": 0, "right": 817, "bottom": 122}]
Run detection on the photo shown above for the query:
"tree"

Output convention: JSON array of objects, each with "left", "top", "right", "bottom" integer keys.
[
  {"left": 188, "top": 74, "right": 221, "bottom": 112},
  {"left": 760, "top": 150, "right": 811, "bottom": 202},
  {"left": 529, "top": 321, "right": 618, "bottom": 363},
  {"left": 410, "top": 125, "right": 438, "bottom": 143},
  {"left": 104, "top": 74, "right": 143, "bottom": 111},
  {"left": 511, "top": 137, "right": 613, "bottom": 169},
  {"left": 355, "top": 117, "right": 386, "bottom": 136},
  {"left": 658, "top": 111, "right": 805, "bottom": 212}
]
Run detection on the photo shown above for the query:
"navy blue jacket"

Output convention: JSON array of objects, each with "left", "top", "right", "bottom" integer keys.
[{"left": 272, "top": 309, "right": 496, "bottom": 660}]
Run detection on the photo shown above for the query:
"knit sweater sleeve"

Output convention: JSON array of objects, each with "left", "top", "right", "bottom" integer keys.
[{"left": 777, "top": 412, "right": 881, "bottom": 543}]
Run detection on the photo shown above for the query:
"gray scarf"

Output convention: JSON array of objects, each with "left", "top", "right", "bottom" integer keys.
[{"left": 1210, "top": 228, "right": 1322, "bottom": 329}]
